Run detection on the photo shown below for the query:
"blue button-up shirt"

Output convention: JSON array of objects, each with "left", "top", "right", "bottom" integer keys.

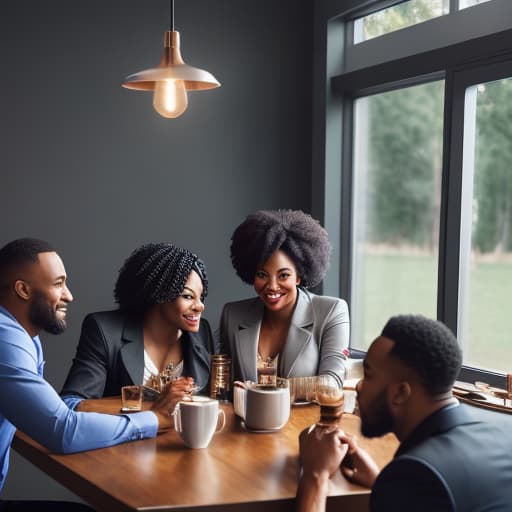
[{"left": 0, "top": 306, "right": 158, "bottom": 492}]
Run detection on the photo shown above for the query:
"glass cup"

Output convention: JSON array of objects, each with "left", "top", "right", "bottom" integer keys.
[
  {"left": 210, "top": 355, "right": 231, "bottom": 402},
  {"left": 315, "top": 375, "right": 344, "bottom": 425},
  {"left": 121, "top": 385, "right": 143, "bottom": 411},
  {"left": 257, "top": 357, "right": 277, "bottom": 388},
  {"left": 288, "top": 376, "right": 318, "bottom": 404}
]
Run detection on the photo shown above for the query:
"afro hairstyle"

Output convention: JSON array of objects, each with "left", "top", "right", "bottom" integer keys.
[{"left": 230, "top": 209, "right": 331, "bottom": 288}]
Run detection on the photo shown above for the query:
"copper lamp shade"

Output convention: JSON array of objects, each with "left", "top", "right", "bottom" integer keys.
[
  {"left": 122, "top": 0, "right": 220, "bottom": 118},
  {"left": 122, "top": 30, "right": 220, "bottom": 92}
]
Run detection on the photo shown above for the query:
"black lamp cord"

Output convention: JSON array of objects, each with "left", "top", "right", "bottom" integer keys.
[{"left": 170, "top": 0, "right": 175, "bottom": 31}]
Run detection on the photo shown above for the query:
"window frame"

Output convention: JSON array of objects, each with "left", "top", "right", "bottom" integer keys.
[
  {"left": 444, "top": 58, "right": 512, "bottom": 385},
  {"left": 329, "top": 1, "right": 512, "bottom": 387}
]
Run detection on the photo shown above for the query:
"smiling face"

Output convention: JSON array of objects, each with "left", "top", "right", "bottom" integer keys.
[
  {"left": 158, "top": 270, "right": 205, "bottom": 332},
  {"left": 253, "top": 250, "right": 300, "bottom": 315},
  {"left": 23, "top": 251, "right": 73, "bottom": 335}
]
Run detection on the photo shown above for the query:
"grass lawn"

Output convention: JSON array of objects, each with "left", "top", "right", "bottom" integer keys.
[{"left": 351, "top": 252, "right": 511, "bottom": 373}]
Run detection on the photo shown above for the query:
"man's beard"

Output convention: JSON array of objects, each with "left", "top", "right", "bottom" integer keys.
[
  {"left": 360, "top": 390, "right": 394, "bottom": 438},
  {"left": 29, "top": 293, "right": 67, "bottom": 335}
]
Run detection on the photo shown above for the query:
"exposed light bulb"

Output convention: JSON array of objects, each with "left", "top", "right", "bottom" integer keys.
[{"left": 153, "top": 79, "right": 188, "bottom": 118}]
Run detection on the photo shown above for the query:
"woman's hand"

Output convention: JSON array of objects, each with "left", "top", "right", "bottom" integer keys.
[
  {"left": 338, "top": 431, "right": 380, "bottom": 488},
  {"left": 150, "top": 377, "right": 195, "bottom": 433}
]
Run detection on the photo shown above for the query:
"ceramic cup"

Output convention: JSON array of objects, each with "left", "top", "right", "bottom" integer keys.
[
  {"left": 173, "top": 397, "right": 225, "bottom": 449},
  {"left": 244, "top": 386, "right": 290, "bottom": 431}
]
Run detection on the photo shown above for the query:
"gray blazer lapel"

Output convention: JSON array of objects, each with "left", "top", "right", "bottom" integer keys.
[
  {"left": 120, "top": 316, "right": 145, "bottom": 385},
  {"left": 234, "top": 300, "right": 262, "bottom": 382},
  {"left": 280, "top": 289, "right": 314, "bottom": 377}
]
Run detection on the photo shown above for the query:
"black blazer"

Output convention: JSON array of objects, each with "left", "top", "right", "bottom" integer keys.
[
  {"left": 61, "top": 310, "right": 214, "bottom": 399},
  {"left": 371, "top": 404, "right": 512, "bottom": 511}
]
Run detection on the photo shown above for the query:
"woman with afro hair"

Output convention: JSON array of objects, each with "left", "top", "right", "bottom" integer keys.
[
  {"left": 61, "top": 243, "right": 214, "bottom": 408},
  {"left": 220, "top": 209, "right": 349, "bottom": 391}
]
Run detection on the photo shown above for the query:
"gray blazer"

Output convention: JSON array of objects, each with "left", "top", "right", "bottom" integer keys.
[{"left": 219, "top": 288, "right": 349, "bottom": 385}]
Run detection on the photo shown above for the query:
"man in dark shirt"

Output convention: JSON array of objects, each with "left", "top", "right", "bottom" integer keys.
[{"left": 296, "top": 314, "right": 512, "bottom": 512}]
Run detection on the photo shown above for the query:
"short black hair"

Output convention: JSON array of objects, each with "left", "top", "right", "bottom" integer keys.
[
  {"left": 114, "top": 243, "right": 208, "bottom": 314},
  {"left": 381, "top": 315, "right": 462, "bottom": 395},
  {"left": 0, "top": 238, "right": 55, "bottom": 288},
  {"left": 230, "top": 209, "right": 332, "bottom": 288}
]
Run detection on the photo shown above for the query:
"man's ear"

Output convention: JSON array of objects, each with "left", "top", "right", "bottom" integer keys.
[
  {"left": 389, "top": 381, "right": 412, "bottom": 407},
  {"left": 14, "top": 280, "right": 31, "bottom": 301}
]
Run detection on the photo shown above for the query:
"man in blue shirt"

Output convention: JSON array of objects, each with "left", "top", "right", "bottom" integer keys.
[{"left": 0, "top": 238, "right": 193, "bottom": 510}]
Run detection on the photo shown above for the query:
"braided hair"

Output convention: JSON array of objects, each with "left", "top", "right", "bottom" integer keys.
[
  {"left": 114, "top": 243, "right": 208, "bottom": 314},
  {"left": 230, "top": 209, "right": 332, "bottom": 288}
]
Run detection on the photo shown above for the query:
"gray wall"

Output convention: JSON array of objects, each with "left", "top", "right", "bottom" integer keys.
[{"left": 0, "top": 0, "right": 313, "bottom": 501}]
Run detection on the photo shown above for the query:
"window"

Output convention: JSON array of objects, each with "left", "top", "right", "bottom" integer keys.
[
  {"left": 458, "top": 76, "right": 512, "bottom": 374},
  {"left": 351, "top": 81, "right": 444, "bottom": 350},
  {"left": 353, "top": 0, "right": 449, "bottom": 44},
  {"left": 324, "top": 0, "right": 512, "bottom": 386}
]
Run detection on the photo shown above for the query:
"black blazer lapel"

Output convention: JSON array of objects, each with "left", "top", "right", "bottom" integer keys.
[
  {"left": 234, "top": 299, "right": 262, "bottom": 382},
  {"left": 119, "top": 315, "right": 145, "bottom": 386},
  {"left": 182, "top": 319, "right": 212, "bottom": 392}
]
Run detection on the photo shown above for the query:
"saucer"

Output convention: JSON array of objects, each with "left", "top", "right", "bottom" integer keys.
[{"left": 240, "top": 421, "right": 282, "bottom": 433}]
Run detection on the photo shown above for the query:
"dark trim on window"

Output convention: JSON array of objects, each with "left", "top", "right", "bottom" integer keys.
[
  {"left": 332, "top": 20, "right": 512, "bottom": 387},
  {"left": 349, "top": 353, "right": 505, "bottom": 388},
  {"left": 345, "top": 0, "right": 411, "bottom": 22},
  {"left": 459, "top": 367, "right": 505, "bottom": 388},
  {"left": 332, "top": 27, "right": 512, "bottom": 93},
  {"left": 340, "top": 98, "right": 354, "bottom": 305}
]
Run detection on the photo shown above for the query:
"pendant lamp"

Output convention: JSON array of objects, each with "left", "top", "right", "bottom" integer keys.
[{"left": 122, "top": 0, "right": 220, "bottom": 118}]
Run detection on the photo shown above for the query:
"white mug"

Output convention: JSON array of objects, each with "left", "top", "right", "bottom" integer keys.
[
  {"left": 234, "top": 384, "right": 290, "bottom": 431},
  {"left": 173, "top": 397, "right": 225, "bottom": 449}
]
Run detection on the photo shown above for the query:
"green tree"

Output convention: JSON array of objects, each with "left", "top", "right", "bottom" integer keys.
[
  {"left": 359, "top": 1, "right": 446, "bottom": 249},
  {"left": 365, "top": 81, "right": 444, "bottom": 248},
  {"left": 473, "top": 78, "right": 512, "bottom": 253},
  {"left": 359, "top": 1, "right": 512, "bottom": 255},
  {"left": 363, "top": 0, "right": 446, "bottom": 40}
]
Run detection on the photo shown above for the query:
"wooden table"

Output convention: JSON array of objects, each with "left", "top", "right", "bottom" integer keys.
[{"left": 13, "top": 397, "right": 398, "bottom": 512}]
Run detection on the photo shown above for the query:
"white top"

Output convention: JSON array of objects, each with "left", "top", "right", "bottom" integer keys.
[{"left": 143, "top": 349, "right": 183, "bottom": 386}]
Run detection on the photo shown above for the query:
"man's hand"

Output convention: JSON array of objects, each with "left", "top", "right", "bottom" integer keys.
[
  {"left": 150, "top": 377, "right": 195, "bottom": 433},
  {"left": 299, "top": 424, "right": 348, "bottom": 480},
  {"left": 296, "top": 424, "right": 348, "bottom": 512},
  {"left": 338, "top": 431, "right": 380, "bottom": 488}
]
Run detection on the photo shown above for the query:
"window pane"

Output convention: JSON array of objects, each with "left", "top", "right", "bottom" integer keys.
[
  {"left": 354, "top": 0, "right": 449, "bottom": 44},
  {"left": 459, "top": 0, "right": 492, "bottom": 10},
  {"left": 351, "top": 81, "right": 444, "bottom": 349},
  {"left": 459, "top": 77, "right": 512, "bottom": 373}
]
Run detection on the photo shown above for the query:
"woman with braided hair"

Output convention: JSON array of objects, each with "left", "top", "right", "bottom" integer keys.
[
  {"left": 220, "top": 209, "right": 349, "bottom": 390},
  {"left": 61, "top": 243, "right": 214, "bottom": 409}
]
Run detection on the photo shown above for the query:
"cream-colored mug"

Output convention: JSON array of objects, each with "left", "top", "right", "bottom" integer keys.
[
  {"left": 173, "top": 397, "right": 225, "bottom": 449},
  {"left": 234, "top": 383, "right": 290, "bottom": 431}
]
